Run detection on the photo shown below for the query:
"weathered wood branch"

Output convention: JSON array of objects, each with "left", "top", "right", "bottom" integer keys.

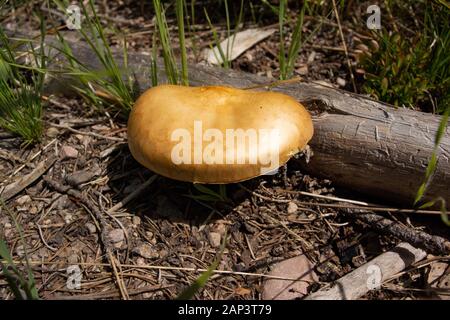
[
  {"left": 38, "top": 35, "right": 450, "bottom": 207},
  {"left": 345, "top": 209, "right": 450, "bottom": 255},
  {"left": 305, "top": 242, "right": 427, "bottom": 300}
]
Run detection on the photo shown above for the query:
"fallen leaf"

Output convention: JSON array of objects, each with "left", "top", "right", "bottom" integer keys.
[{"left": 204, "top": 28, "right": 275, "bottom": 65}]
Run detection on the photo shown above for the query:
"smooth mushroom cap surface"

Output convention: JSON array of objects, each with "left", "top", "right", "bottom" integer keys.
[{"left": 127, "top": 85, "right": 313, "bottom": 183}]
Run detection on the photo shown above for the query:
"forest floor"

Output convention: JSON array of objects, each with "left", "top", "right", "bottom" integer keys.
[{"left": 0, "top": 1, "right": 449, "bottom": 300}]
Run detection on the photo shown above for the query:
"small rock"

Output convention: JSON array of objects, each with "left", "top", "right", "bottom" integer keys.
[
  {"left": 85, "top": 222, "right": 97, "bottom": 234},
  {"left": 61, "top": 145, "right": 78, "bottom": 159},
  {"left": 307, "top": 51, "right": 316, "bottom": 64},
  {"left": 287, "top": 202, "right": 298, "bottom": 214},
  {"left": 29, "top": 206, "right": 39, "bottom": 215},
  {"left": 142, "top": 292, "right": 153, "bottom": 299},
  {"left": 16, "top": 195, "right": 31, "bottom": 205},
  {"left": 208, "top": 232, "right": 221, "bottom": 248},
  {"left": 296, "top": 65, "right": 308, "bottom": 76},
  {"left": 133, "top": 243, "right": 159, "bottom": 259},
  {"left": 336, "top": 77, "right": 346, "bottom": 87},
  {"left": 64, "top": 213, "right": 73, "bottom": 224},
  {"left": 54, "top": 194, "right": 71, "bottom": 210},
  {"left": 4, "top": 222, "right": 12, "bottom": 229},
  {"left": 108, "top": 229, "right": 124, "bottom": 247},
  {"left": 47, "top": 127, "right": 59, "bottom": 138},
  {"left": 212, "top": 220, "right": 227, "bottom": 236},
  {"left": 16, "top": 245, "right": 25, "bottom": 257},
  {"left": 136, "top": 257, "right": 146, "bottom": 266},
  {"left": 262, "top": 254, "right": 318, "bottom": 300},
  {"left": 132, "top": 216, "right": 141, "bottom": 226},
  {"left": 243, "top": 52, "right": 253, "bottom": 62},
  {"left": 66, "top": 168, "right": 99, "bottom": 187}
]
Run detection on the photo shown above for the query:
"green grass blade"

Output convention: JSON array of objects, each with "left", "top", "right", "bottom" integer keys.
[
  {"left": 278, "top": 0, "right": 286, "bottom": 79},
  {"left": 153, "top": 0, "right": 179, "bottom": 84},
  {"left": 0, "top": 199, "right": 39, "bottom": 299},
  {"left": 176, "top": 0, "right": 188, "bottom": 85},
  {"left": 204, "top": 8, "right": 228, "bottom": 68},
  {"left": 414, "top": 105, "right": 449, "bottom": 205},
  {"left": 176, "top": 232, "right": 227, "bottom": 299}
]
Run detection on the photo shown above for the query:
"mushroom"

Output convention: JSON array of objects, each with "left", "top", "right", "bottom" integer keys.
[{"left": 127, "top": 85, "right": 313, "bottom": 183}]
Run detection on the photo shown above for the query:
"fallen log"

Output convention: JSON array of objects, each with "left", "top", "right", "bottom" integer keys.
[
  {"left": 305, "top": 242, "right": 427, "bottom": 300},
  {"left": 39, "top": 35, "right": 450, "bottom": 207}
]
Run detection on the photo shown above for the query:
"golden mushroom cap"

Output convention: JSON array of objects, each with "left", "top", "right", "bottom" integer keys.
[{"left": 127, "top": 85, "right": 313, "bottom": 184}]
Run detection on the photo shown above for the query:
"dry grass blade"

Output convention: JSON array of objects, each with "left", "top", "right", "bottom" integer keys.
[{"left": 331, "top": 0, "right": 357, "bottom": 92}]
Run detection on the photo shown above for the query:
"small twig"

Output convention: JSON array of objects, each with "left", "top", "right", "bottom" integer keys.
[
  {"left": 346, "top": 210, "right": 450, "bottom": 255},
  {"left": 244, "top": 234, "right": 256, "bottom": 260},
  {"left": 41, "top": 95, "right": 70, "bottom": 110},
  {"left": 108, "top": 251, "right": 130, "bottom": 300},
  {"left": 9, "top": 138, "right": 57, "bottom": 178},
  {"left": 1, "top": 156, "right": 57, "bottom": 201},
  {"left": 331, "top": 0, "right": 357, "bottom": 93},
  {"left": 294, "top": 201, "right": 443, "bottom": 216},
  {"left": 107, "top": 175, "right": 158, "bottom": 214},
  {"left": 36, "top": 223, "right": 57, "bottom": 252},
  {"left": 48, "top": 284, "right": 171, "bottom": 300},
  {"left": 48, "top": 123, "right": 125, "bottom": 142},
  {"left": 279, "top": 190, "right": 370, "bottom": 206}
]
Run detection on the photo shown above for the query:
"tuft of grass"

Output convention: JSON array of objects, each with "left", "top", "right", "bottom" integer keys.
[
  {"left": 360, "top": 1, "right": 450, "bottom": 113},
  {"left": 152, "top": 0, "right": 178, "bottom": 85},
  {"left": 152, "top": 0, "right": 189, "bottom": 85},
  {"left": 278, "top": 0, "right": 306, "bottom": 80},
  {"left": 52, "top": 0, "right": 138, "bottom": 116},
  {"left": 150, "top": 29, "right": 159, "bottom": 87},
  {"left": 0, "top": 20, "right": 45, "bottom": 146},
  {"left": 176, "top": 0, "right": 188, "bottom": 85},
  {"left": 0, "top": 199, "right": 39, "bottom": 300}
]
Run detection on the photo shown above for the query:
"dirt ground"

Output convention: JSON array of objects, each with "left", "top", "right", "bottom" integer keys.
[{"left": 0, "top": 1, "right": 449, "bottom": 300}]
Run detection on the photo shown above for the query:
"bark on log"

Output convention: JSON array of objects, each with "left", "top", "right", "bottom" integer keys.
[
  {"left": 39, "top": 36, "right": 450, "bottom": 207},
  {"left": 305, "top": 242, "right": 427, "bottom": 300}
]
